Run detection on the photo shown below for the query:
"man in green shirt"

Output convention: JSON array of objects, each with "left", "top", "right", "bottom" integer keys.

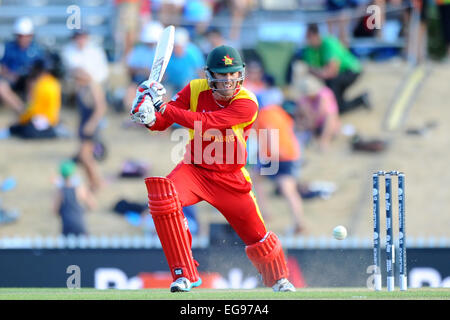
[{"left": 302, "top": 24, "right": 370, "bottom": 113}]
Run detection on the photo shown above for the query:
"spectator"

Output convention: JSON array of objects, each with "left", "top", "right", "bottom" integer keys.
[
  {"left": 124, "top": 21, "right": 163, "bottom": 111},
  {"left": 397, "top": 0, "right": 430, "bottom": 64},
  {"left": 8, "top": 59, "right": 61, "bottom": 139},
  {"left": 243, "top": 60, "right": 267, "bottom": 95},
  {"left": 326, "top": 0, "right": 357, "bottom": 47},
  {"left": 61, "top": 29, "right": 108, "bottom": 192},
  {"left": 436, "top": 0, "right": 450, "bottom": 60},
  {"left": 54, "top": 160, "right": 96, "bottom": 236},
  {"left": 415, "top": 0, "right": 430, "bottom": 63},
  {"left": 251, "top": 80, "right": 307, "bottom": 235},
  {"left": 303, "top": 23, "right": 371, "bottom": 114},
  {"left": 197, "top": 27, "right": 228, "bottom": 57},
  {"left": 228, "top": 0, "right": 257, "bottom": 44},
  {"left": 114, "top": 0, "right": 142, "bottom": 61},
  {"left": 159, "top": 0, "right": 186, "bottom": 26},
  {"left": 183, "top": 0, "right": 213, "bottom": 36},
  {"left": 381, "top": 0, "right": 409, "bottom": 57},
  {"left": 291, "top": 75, "right": 341, "bottom": 152},
  {"left": 165, "top": 27, "right": 205, "bottom": 95},
  {"left": 0, "top": 17, "right": 45, "bottom": 114}
]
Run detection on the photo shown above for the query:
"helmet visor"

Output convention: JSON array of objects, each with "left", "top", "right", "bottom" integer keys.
[{"left": 205, "top": 68, "right": 245, "bottom": 96}]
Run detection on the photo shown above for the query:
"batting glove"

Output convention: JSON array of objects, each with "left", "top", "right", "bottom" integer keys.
[
  {"left": 130, "top": 94, "right": 156, "bottom": 126},
  {"left": 137, "top": 80, "right": 167, "bottom": 111}
]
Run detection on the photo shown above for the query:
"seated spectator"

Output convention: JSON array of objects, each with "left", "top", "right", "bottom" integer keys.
[
  {"left": 250, "top": 78, "right": 308, "bottom": 235},
  {"left": 54, "top": 160, "right": 96, "bottom": 236},
  {"left": 165, "top": 27, "right": 205, "bottom": 95},
  {"left": 302, "top": 23, "right": 371, "bottom": 114},
  {"left": 61, "top": 29, "right": 108, "bottom": 192},
  {"left": 124, "top": 21, "right": 163, "bottom": 110},
  {"left": 0, "top": 17, "right": 45, "bottom": 114},
  {"left": 8, "top": 59, "right": 61, "bottom": 139},
  {"left": 291, "top": 75, "right": 341, "bottom": 152}
]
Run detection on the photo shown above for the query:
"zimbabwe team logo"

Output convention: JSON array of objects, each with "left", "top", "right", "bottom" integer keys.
[{"left": 222, "top": 54, "right": 234, "bottom": 66}]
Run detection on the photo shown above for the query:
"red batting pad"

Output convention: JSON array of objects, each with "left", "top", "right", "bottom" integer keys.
[
  {"left": 145, "top": 177, "right": 200, "bottom": 282},
  {"left": 245, "top": 231, "right": 289, "bottom": 287}
]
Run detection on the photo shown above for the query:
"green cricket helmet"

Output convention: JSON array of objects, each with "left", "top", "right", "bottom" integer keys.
[{"left": 205, "top": 45, "right": 246, "bottom": 95}]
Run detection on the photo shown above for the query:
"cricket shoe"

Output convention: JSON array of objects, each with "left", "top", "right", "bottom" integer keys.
[
  {"left": 272, "top": 278, "right": 296, "bottom": 292},
  {"left": 170, "top": 277, "right": 202, "bottom": 293}
]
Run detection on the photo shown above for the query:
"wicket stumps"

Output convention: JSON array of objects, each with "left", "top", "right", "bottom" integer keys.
[{"left": 372, "top": 170, "right": 407, "bottom": 291}]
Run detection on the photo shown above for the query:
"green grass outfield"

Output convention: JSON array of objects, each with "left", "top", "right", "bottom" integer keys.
[{"left": 0, "top": 288, "right": 448, "bottom": 300}]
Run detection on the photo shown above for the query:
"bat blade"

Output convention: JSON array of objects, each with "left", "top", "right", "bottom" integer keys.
[{"left": 149, "top": 25, "right": 175, "bottom": 83}]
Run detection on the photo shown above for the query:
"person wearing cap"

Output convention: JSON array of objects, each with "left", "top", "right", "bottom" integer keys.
[
  {"left": 61, "top": 28, "right": 109, "bottom": 86},
  {"left": 164, "top": 27, "right": 205, "bottom": 95},
  {"left": 0, "top": 17, "right": 45, "bottom": 114},
  {"left": 123, "top": 21, "right": 164, "bottom": 110},
  {"left": 54, "top": 160, "right": 96, "bottom": 236},
  {"left": 292, "top": 75, "right": 340, "bottom": 152},
  {"left": 129, "top": 45, "right": 296, "bottom": 293}
]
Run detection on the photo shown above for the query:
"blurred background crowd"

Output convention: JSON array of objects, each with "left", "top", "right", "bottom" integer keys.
[{"left": 0, "top": 0, "right": 449, "bottom": 241}]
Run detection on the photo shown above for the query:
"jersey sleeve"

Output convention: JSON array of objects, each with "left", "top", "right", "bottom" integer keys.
[{"left": 161, "top": 97, "right": 258, "bottom": 131}]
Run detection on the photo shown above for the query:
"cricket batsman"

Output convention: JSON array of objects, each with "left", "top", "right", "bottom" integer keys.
[{"left": 130, "top": 45, "right": 296, "bottom": 293}]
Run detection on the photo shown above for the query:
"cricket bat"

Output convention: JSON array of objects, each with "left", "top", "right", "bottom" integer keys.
[
  {"left": 149, "top": 25, "right": 175, "bottom": 83},
  {"left": 132, "top": 25, "right": 174, "bottom": 123}
]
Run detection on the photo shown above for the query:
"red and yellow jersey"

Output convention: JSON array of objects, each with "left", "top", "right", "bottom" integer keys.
[{"left": 149, "top": 79, "right": 258, "bottom": 176}]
